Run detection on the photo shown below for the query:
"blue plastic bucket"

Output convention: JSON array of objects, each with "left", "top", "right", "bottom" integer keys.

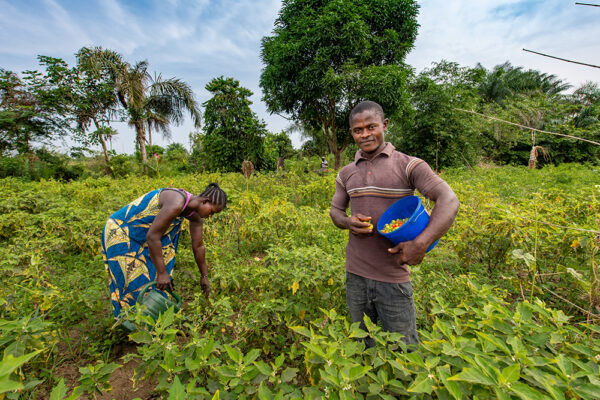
[{"left": 376, "top": 196, "right": 438, "bottom": 252}]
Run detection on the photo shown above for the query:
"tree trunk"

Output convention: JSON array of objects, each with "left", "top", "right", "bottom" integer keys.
[
  {"left": 93, "top": 119, "right": 113, "bottom": 177},
  {"left": 326, "top": 127, "right": 347, "bottom": 170},
  {"left": 148, "top": 125, "right": 152, "bottom": 147},
  {"left": 135, "top": 121, "right": 148, "bottom": 172},
  {"left": 99, "top": 135, "right": 111, "bottom": 163},
  {"left": 99, "top": 136, "right": 114, "bottom": 177},
  {"left": 333, "top": 149, "right": 342, "bottom": 170}
]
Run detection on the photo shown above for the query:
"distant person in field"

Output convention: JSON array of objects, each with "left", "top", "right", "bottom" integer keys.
[
  {"left": 329, "top": 100, "right": 459, "bottom": 348},
  {"left": 316, "top": 156, "right": 329, "bottom": 175},
  {"left": 321, "top": 156, "right": 329, "bottom": 170},
  {"left": 101, "top": 183, "right": 227, "bottom": 320}
]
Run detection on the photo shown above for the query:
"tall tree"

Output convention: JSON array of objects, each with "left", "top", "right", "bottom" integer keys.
[
  {"left": 77, "top": 47, "right": 201, "bottom": 169},
  {"left": 0, "top": 67, "right": 69, "bottom": 154},
  {"left": 199, "top": 76, "right": 267, "bottom": 172},
  {"left": 391, "top": 62, "right": 481, "bottom": 169},
  {"left": 263, "top": 131, "right": 295, "bottom": 170},
  {"left": 260, "top": 0, "right": 419, "bottom": 169},
  {"left": 71, "top": 49, "right": 122, "bottom": 169}
]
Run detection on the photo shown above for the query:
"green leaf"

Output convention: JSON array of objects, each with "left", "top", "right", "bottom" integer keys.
[
  {"left": 509, "top": 382, "right": 549, "bottom": 400},
  {"left": 425, "top": 356, "right": 441, "bottom": 369},
  {"left": 348, "top": 325, "right": 368, "bottom": 338},
  {"left": 98, "top": 362, "right": 120, "bottom": 377},
  {"left": 565, "top": 343, "right": 595, "bottom": 358},
  {"left": 254, "top": 361, "right": 272, "bottom": 376},
  {"left": 435, "top": 319, "right": 454, "bottom": 340},
  {"left": 303, "top": 343, "right": 326, "bottom": 359},
  {"left": 472, "top": 355, "right": 500, "bottom": 384},
  {"left": 224, "top": 345, "right": 242, "bottom": 364},
  {"left": 348, "top": 365, "right": 370, "bottom": 381},
  {"left": 49, "top": 378, "right": 67, "bottom": 400},
  {"left": 0, "top": 376, "right": 23, "bottom": 394},
  {"left": 511, "top": 249, "right": 535, "bottom": 266},
  {"left": 554, "top": 354, "right": 572, "bottom": 378},
  {"left": 0, "top": 350, "right": 42, "bottom": 377},
  {"left": 501, "top": 364, "right": 520, "bottom": 383},
  {"left": 202, "top": 337, "right": 215, "bottom": 358},
  {"left": 280, "top": 367, "right": 298, "bottom": 383},
  {"left": 274, "top": 353, "right": 285, "bottom": 369},
  {"left": 216, "top": 366, "right": 237, "bottom": 378},
  {"left": 157, "top": 306, "right": 175, "bottom": 328},
  {"left": 475, "top": 331, "right": 511, "bottom": 355},
  {"left": 573, "top": 383, "right": 600, "bottom": 399},
  {"left": 581, "top": 324, "right": 600, "bottom": 334},
  {"left": 494, "top": 387, "right": 512, "bottom": 400},
  {"left": 448, "top": 366, "right": 495, "bottom": 386},
  {"left": 243, "top": 349, "right": 261, "bottom": 364},
  {"left": 403, "top": 352, "right": 427, "bottom": 368},
  {"left": 437, "top": 366, "right": 462, "bottom": 400},
  {"left": 407, "top": 372, "right": 434, "bottom": 394},
  {"left": 185, "top": 357, "right": 203, "bottom": 371},
  {"left": 257, "top": 382, "right": 273, "bottom": 400},
  {"left": 23, "top": 379, "right": 43, "bottom": 391},
  {"left": 130, "top": 330, "right": 153, "bottom": 344},
  {"left": 523, "top": 368, "right": 565, "bottom": 400},
  {"left": 367, "top": 382, "right": 382, "bottom": 395},
  {"left": 65, "top": 386, "right": 84, "bottom": 400},
  {"left": 515, "top": 303, "right": 533, "bottom": 322},
  {"left": 168, "top": 376, "right": 185, "bottom": 400}
]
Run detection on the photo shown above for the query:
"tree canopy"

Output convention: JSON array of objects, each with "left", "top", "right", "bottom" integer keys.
[
  {"left": 260, "top": 0, "right": 419, "bottom": 168},
  {"left": 196, "top": 76, "right": 267, "bottom": 172},
  {"left": 77, "top": 47, "right": 201, "bottom": 169}
]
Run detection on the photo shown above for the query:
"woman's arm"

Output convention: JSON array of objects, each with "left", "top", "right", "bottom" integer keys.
[
  {"left": 189, "top": 213, "right": 210, "bottom": 298},
  {"left": 146, "top": 191, "right": 184, "bottom": 291}
]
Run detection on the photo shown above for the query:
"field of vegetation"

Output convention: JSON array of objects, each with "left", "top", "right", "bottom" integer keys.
[{"left": 1, "top": 162, "right": 599, "bottom": 399}]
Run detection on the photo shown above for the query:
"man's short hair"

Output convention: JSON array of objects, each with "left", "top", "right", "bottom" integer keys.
[{"left": 349, "top": 101, "right": 385, "bottom": 125}]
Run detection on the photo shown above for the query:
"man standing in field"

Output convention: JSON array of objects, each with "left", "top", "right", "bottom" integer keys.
[{"left": 329, "top": 100, "right": 459, "bottom": 348}]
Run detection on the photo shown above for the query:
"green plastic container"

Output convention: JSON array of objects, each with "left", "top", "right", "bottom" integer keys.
[{"left": 136, "top": 280, "right": 182, "bottom": 321}]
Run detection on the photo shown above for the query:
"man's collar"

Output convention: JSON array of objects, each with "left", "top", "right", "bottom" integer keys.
[{"left": 354, "top": 142, "right": 395, "bottom": 164}]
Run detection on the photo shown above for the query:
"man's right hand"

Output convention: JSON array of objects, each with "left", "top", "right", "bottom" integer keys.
[{"left": 349, "top": 214, "right": 373, "bottom": 236}]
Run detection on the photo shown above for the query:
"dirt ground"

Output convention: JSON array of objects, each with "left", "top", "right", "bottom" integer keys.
[{"left": 35, "top": 327, "right": 157, "bottom": 400}]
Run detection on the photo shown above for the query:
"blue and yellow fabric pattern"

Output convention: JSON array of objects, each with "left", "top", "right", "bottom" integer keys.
[{"left": 101, "top": 189, "right": 185, "bottom": 317}]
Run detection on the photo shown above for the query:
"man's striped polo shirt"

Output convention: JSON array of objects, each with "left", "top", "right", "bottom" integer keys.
[{"left": 331, "top": 142, "right": 444, "bottom": 283}]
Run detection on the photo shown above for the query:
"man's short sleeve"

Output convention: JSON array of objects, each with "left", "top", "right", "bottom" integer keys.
[
  {"left": 331, "top": 172, "right": 350, "bottom": 211},
  {"left": 408, "top": 159, "right": 445, "bottom": 198}
]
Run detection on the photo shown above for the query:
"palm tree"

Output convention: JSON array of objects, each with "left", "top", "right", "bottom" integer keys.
[
  {"left": 75, "top": 47, "right": 126, "bottom": 171},
  {"left": 120, "top": 63, "right": 202, "bottom": 168},
  {"left": 478, "top": 62, "right": 570, "bottom": 104},
  {"left": 77, "top": 47, "right": 201, "bottom": 169}
]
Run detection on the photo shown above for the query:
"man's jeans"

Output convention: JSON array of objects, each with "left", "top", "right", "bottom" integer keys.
[{"left": 346, "top": 272, "right": 419, "bottom": 347}]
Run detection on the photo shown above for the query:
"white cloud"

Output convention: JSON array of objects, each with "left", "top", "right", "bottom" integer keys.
[{"left": 407, "top": 0, "right": 600, "bottom": 87}]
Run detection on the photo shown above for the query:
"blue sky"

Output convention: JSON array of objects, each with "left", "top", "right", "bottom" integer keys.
[{"left": 1, "top": 0, "right": 599, "bottom": 153}]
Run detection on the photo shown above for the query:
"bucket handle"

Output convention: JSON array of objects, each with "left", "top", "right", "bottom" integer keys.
[
  {"left": 409, "top": 205, "right": 427, "bottom": 224},
  {"left": 137, "top": 280, "right": 182, "bottom": 307}
]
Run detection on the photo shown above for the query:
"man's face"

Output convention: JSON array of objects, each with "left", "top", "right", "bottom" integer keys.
[{"left": 350, "top": 109, "right": 388, "bottom": 154}]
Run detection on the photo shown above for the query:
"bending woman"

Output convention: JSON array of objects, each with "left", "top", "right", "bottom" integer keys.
[{"left": 101, "top": 183, "right": 227, "bottom": 318}]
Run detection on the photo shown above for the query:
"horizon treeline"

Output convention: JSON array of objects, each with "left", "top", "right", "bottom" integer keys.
[{"left": 1, "top": 50, "right": 599, "bottom": 181}]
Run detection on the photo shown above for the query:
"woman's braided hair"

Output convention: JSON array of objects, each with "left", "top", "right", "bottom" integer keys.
[{"left": 199, "top": 183, "right": 227, "bottom": 209}]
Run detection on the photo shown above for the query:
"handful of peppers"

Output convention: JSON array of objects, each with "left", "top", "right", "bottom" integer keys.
[{"left": 381, "top": 218, "right": 406, "bottom": 233}]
